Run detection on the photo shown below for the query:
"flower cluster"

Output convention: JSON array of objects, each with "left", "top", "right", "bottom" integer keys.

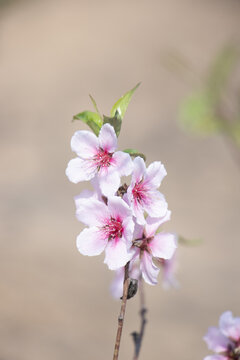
[
  {"left": 203, "top": 311, "right": 240, "bottom": 360},
  {"left": 66, "top": 122, "right": 177, "bottom": 287}
]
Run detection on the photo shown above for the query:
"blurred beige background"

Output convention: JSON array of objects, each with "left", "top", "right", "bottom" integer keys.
[{"left": 0, "top": 0, "right": 240, "bottom": 359}]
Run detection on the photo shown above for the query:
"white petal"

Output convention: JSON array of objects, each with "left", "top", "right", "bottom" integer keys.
[
  {"left": 150, "top": 232, "right": 177, "bottom": 260},
  {"left": 203, "top": 327, "right": 230, "bottom": 353},
  {"left": 133, "top": 221, "right": 144, "bottom": 241},
  {"left": 122, "top": 217, "right": 135, "bottom": 248},
  {"left": 98, "top": 170, "right": 120, "bottom": 197},
  {"left": 132, "top": 201, "right": 146, "bottom": 225},
  {"left": 162, "top": 253, "right": 179, "bottom": 289},
  {"left": 219, "top": 311, "right": 240, "bottom": 341},
  {"left": 77, "top": 227, "right": 107, "bottom": 256},
  {"left": 127, "top": 185, "right": 146, "bottom": 225},
  {"left": 104, "top": 239, "right": 133, "bottom": 270},
  {"left": 75, "top": 198, "right": 109, "bottom": 226},
  {"left": 65, "top": 157, "right": 96, "bottom": 183},
  {"left": 71, "top": 130, "right": 98, "bottom": 158},
  {"left": 112, "top": 151, "right": 133, "bottom": 176},
  {"left": 145, "top": 161, "right": 167, "bottom": 188},
  {"left": 108, "top": 196, "right": 132, "bottom": 221},
  {"left": 145, "top": 210, "right": 171, "bottom": 237},
  {"left": 74, "top": 189, "right": 97, "bottom": 209},
  {"left": 132, "top": 157, "right": 146, "bottom": 183},
  {"left": 98, "top": 123, "right": 117, "bottom": 152},
  {"left": 144, "top": 191, "right": 168, "bottom": 218},
  {"left": 140, "top": 252, "right": 159, "bottom": 285},
  {"left": 110, "top": 268, "right": 125, "bottom": 299}
]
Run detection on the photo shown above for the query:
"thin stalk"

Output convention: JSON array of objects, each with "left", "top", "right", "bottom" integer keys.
[
  {"left": 113, "top": 262, "right": 130, "bottom": 360},
  {"left": 132, "top": 276, "right": 147, "bottom": 360}
]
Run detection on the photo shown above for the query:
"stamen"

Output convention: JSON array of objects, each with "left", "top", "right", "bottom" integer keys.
[
  {"left": 132, "top": 180, "right": 147, "bottom": 204},
  {"left": 94, "top": 148, "right": 113, "bottom": 169},
  {"left": 102, "top": 217, "right": 123, "bottom": 240}
]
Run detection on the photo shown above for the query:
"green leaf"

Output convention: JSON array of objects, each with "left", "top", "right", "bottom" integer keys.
[
  {"left": 179, "top": 91, "right": 222, "bottom": 135},
  {"left": 110, "top": 82, "right": 141, "bottom": 119},
  {"left": 103, "top": 112, "right": 122, "bottom": 137},
  {"left": 178, "top": 236, "right": 202, "bottom": 246},
  {"left": 89, "top": 94, "right": 102, "bottom": 119},
  {"left": 73, "top": 111, "right": 102, "bottom": 135},
  {"left": 123, "top": 148, "right": 146, "bottom": 161}
]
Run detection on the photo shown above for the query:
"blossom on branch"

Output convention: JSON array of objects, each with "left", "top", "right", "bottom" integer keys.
[
  {"left": 75, "top": 196, "right": 134, "bottom": 270},
  {"left": 203, "top": 311, "right": 240, "bottom": 360},
  {"left": 125, "top": 157, "right": 168, "bottom": 225},
  {"left": 66, "top": 123, "right": 133, "bottom": 197}
]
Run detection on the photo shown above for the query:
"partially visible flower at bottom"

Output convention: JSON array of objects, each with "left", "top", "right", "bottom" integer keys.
[{"left": 203, "top": 311, "right": 240, "bottom": 360}]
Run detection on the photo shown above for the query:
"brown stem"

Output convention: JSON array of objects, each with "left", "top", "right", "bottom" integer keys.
[
  {"left": 132, "top": 276, "right": 147, "bottom": 360},
  {"left": 113, "top": 262, "right": 130, "bottom": 360}
]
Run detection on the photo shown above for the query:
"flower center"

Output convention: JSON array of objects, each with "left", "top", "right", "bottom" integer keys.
[
  {"left": 227, "top": 343, "right": 240, "bottom": 360},
  {"left": 133, "top": 233, "right": 153, "bottom": 253},
  {"left": 94, "top": 148, "right": 113, "bottom": 169},
  {"left": 103, "top": 217, "right": 123, "bottom": 240},
  {"left": 132, "top": 180, "right": 147, "bottom": 204}
]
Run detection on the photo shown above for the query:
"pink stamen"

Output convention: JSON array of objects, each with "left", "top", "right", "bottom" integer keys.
[
  {"left": 132, "top": 180, "right": 147, "bottom": 204},
  {"left": 94, "top": 148, "right": 113, "bottom": 169},
  {"left": 102, "top": 217, "right": 123, "bottom": 240}
]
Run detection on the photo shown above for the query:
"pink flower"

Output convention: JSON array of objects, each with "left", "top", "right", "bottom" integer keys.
[
  {"left": 126, "top": 157, "right": 168, "bottom": 224},
  {"left": 75, "top": 196, "right": 134, "bottom": 270},
  {"left": 203, "top": 311, "right": 240, "bottom": 360},
  {"left": 66, "top": 124, "right": 133, "bottom": 197},
  {"left": 131, "top": 210, "right": 177, "bottom": 285}
]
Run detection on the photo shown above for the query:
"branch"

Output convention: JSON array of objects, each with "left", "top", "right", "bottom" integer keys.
[
  {"left": 131, "top": 276, "right": 148, "bottom": 360},
  {"left": 113, "top": 262, "right": 130, "bottom": 360}
]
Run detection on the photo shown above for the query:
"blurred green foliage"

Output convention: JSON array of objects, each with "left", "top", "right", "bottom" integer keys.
[{"left": 179, "top": 45, "right": 240, "bottom": 148}]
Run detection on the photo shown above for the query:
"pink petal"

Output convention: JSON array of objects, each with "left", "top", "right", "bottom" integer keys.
[
  {"left": 104, "top": 239, "right": 133, "bottom": 270},
  {"left": 108, "top": 196, "right": 132, "bottom": 221},
  {"left": 203, "top": 327, "right": 230, "bottom": 353},
  {"left": 65, "top": 157, "right": 96, "bottom": 183},
  {"left": 145, "top": 210, "right": 171, "bottom": 237},
  {"left": 219, "top": 311, "right": 240, "bottom": 341},
  {"left": 71, "top": 130, "right": 98, "bottom": 158},
  {"left": 122, "top": 217, "right": 135, "bottom": 248},
  {"left": 90, "top": 176, "right": 104, "bottom": 200},
  {"left": 150, "top": 232, "right": 177, "bottom": 260},
  {"left": 110, "top": 268, "right": 125, "bottom": 299},
  {"left": 98, "top": 169, "right": 120, "bottom": 197},
  {"left": 133, "top": 221, "right": 144, "bottom": 240},
  {"left": 76, "top": 227, "right": 108, "bottom": 256},
  {"left": 98, "top": 124, "right": 117, "bottom": 152},
  {"left": 145, "top": 161, "right": 167, "bottom": 188},
  {"left": 144, "top": 191, "right": 168, "bottom": 218},
  {"left": 162, "top": 251, "right": 179, "bottom": 289},
  {"left": 75, "top": 197, "right": 109, "bottom": 226},
  {"left": 74, "top": 189, "right": 97, "bottom": 209},
  {"left": 112, "top": 151, "right": 133, "bottom": 176},
  {"left": 130, "top": 196, "right": 146, "bottom": 225},
  {"left": 110, "top": 262, "right": 141, "bottom": 299},
  {"left": 140, "top": 252, "right": 159, "bottom": 285},
  {"left": 132, "top": 157, "right": 146, "bottom": 183}
]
